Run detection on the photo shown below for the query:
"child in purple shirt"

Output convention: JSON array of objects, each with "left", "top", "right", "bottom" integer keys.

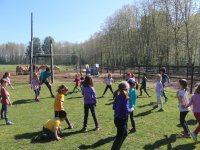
[
  {"left": 31, "top": 73, "right": 40, "bottom": 102},
  {"left": 81, "top": 76, "right": 99, "bottom": 132},
  {"left": 111, "top": 81, "right": 133, "bottom": 150}
]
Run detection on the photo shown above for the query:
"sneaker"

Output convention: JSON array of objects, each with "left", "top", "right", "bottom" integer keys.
[
  {"left": 51, "top": 95, "right": 55, "bottom": 98},
  {"left": 191, "top": 132, "right": 197, "bottom": 142},
  {"left": 95, "top": 127, "right": 100, "bottom": 131},
  {"left": 68, "top": 124, "right": 74, "bottom": 129},
  {"left": 182, "top": 133, "right": 191, "bottom": 138},
  {"left": 81, "top": 127, "right": 87, "bottom": 132},
  {"left": 6, "top": 121, "right": 14, "bottom": 125},
  {"left": 129, "top": 128, "right": 136, "bottom": 133},
  {"left": 158, "top": 108, "right": 164, "bottom": 112},
  {"left": 148, "top": 95, "right": 151, "bottom": 97}
]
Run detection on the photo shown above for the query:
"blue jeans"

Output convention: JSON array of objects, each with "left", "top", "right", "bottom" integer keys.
[
  {"left": 34, "top": 88, "right": 40, "bottom": 98},
  {"left": 41, "top": 127, "right": 54, "bottom": 140},
  {"left": 1, "top": 104, "right": 8, "bottom": 122},
  {"left": 83, "top": 104, "right": 99, "bottom": 128},
  {"left": 111, "top": 118, "right": 128, "bottom": 150},
  {"left": 129, "top": 111, "right": 135, "bottom": 129}
]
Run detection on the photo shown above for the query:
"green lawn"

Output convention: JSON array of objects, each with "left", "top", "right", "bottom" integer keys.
[{"left": 0, "top": 81, "right": 199, "bottom": 150}]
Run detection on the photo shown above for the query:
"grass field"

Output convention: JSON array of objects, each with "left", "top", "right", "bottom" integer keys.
[{"left": 0, "top": 79, "right": 199, "bottom": 150}]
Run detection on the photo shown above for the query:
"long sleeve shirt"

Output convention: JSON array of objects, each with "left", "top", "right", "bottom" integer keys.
[
  {"left": 113, "top": 95, "right": 132, "bottom": 119},
  {"left": 82, "top": 86, "right": 96, "bottom": 105}
]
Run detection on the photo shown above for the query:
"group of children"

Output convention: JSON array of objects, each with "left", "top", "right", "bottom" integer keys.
[{"left": 2, "top": 66, "right": 200, "bottom": 148}]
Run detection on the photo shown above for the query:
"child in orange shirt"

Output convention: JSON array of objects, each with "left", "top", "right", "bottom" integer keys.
[{"left": 54, "top": 85, "right": 73, "bottom": 129}]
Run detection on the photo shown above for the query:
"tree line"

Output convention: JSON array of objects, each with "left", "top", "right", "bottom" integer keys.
[{"left": 0, "top": 0, "right": 200, "bottom": 67}]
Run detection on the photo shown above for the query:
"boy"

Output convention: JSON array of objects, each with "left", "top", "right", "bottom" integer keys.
[
  {"left": 39, "top": 67, "right": 55, "bottom": 98},
  {"left": 36, "top": 110, "right": 67, "bottom": 141},
  {"left": 139, "top": 72, "right": 151, "bottom": 97},
  {"left": 160, "top": 67, "right": 170, "bottom": 102}
]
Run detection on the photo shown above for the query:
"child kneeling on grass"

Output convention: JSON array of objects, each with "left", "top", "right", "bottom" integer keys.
[{"left": 35, "top": 110, "right": 67, "bottom": 141}]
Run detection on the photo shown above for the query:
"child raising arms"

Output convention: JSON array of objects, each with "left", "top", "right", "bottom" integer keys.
[{"left": 54, "top": 85, "right": 73, "bottom": 129}]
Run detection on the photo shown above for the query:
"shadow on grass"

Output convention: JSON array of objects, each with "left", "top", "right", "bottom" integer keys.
[
  {"left": 15, "top": 131, "right": 43, "bottom": 140},
  {"left": 176, "top": 119, "right": 197, "bottom": 127},
  {"left": 67, "top": 96, "right": 83, "bottom": 100},
  {"left": 12, "top": 99, "right": 36, "bottom": 105},
  {"left": 105, "top": 101, "right": 114, "bottom": 105},
  {"left": 61, "top": 129, "right": 84, "bottom": 137},
  {"left": 143, "top": 134, "right": 177, "bottom": 150},
  {"left": 172, "top": 142, "right": 199, "bottom": 150},
  {"left": 137, "top": 102, "right": 154, "bottom": 108},
  {"left": 135, "top": 108, "right": 155, "bottom": 117},
  {"left": 78, "top": 136, "right": 115, "bottom": 149}
]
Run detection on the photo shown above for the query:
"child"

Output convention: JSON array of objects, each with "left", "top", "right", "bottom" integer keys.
[
  {"left": 160, "top": 67, "right": 170, "bottom": 102},
  {"left": 154, "top": 74, "right": 164, "bottom": 112},
  {"left": 0, "top": 79, "right": 13, "bottom": 125},
  {"left": 177, "top": 79, "right": 190, "bottom": 137},
  {"left": 186, "top": 84, "right": 200, "bottom": 142},
  {"left": 31, "top": 73, "right": 40, "bottom": 102},
  {"left": 111, "top": 81, "right": 133, "bottom": 150},
  {"left": 36, "top": 110, "right": 67, "bottom": 141},
  {"left": 102, "top": 73, "right": 114, "bottom": 97},
  {"left": 81, "top": 76, "right": 99, "bottom": 132},
  {"left": 2, "top": 72, "right": 14, "bottom": 89},
  {"left": 127, "top": 78, "right": 137, "bottom": 133},
  {"left": 139, "top": 72, "right": 151, "bottom": 97},
  {"left": 39, "top": 67, "right": 55, "bottom": 98},
  {"left": 54, "top": 85, "right": 73, "bottom": 129},
  {"left": 72, "top": 73, "right": 81, "bottom": 93}
]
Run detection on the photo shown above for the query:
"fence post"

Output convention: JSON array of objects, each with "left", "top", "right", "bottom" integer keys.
[{"left": 190, "top": 64, "right": 194, "bottom": 94}]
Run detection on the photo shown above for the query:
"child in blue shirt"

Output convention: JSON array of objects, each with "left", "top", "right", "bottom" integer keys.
[
  {"left": 111, "top": 81, "right": 133, "bottom": 150},
  {"left": 127, "top": 78, "right": 137, "bottom": 133}
]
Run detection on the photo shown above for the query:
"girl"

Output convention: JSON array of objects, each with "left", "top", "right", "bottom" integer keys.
[
  {"left": 177, "top": 79, "right": 190, "bottom": 137},
  {"left": 72, "top": 73, "right": 81, "bottom": 93},
  {"left": 154, "top": 74, "right": 164, "bottom": 112},
  {"left": 127, "top": 79, "right": 137, "bottom": 133},
  {"left": 81, "top": 76, "right": 99, "bottom": 132},
  {"left": 54, "top": 85, "right": 73, "bottom": 129},
  {"left": 160, "top": 67, "right": 170, "bottom": 102},
  {"left": 102, "top": 73, "right": 114, "bottom": 97},
  {"left": 112, "top": 81, "right": 133, "bottom": 150},
  {"left": 31, "top": 73, "right": 40, "bottom": 102},
  {"left": 0, "top": 79, "right": 13, "bottom": 125},
  {"left": 186, "top": 84, "right": 200, "bottom": 141},
  {"left": 2, "top": 72, "right": 14, "bottom": 89}
]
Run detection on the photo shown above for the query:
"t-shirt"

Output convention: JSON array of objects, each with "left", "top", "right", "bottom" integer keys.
[
  {"left": 187, "top": 94, "right": 200, "bottom": 112},
  {"left": 4, "top": 77, "right": 11, "bottom": 85},
  {"left": 31, "top": 78, "right": 40, "bottom": 90},
  {"left": 39, "top": 71, "right": 52, "bottom": 82},
  {"left": 1, "top": 86, "right": 9, "bottom": 105},
  {"left": 43, "top": 118, "right": 61, "bottom": 131},
  {"left": 54, "top": 93, "right": 65, "bottom": 111},
  {"left": 155, "top": 81, "right": 163, "bottom": 96},
  {"left": 178, "top": 89, "right": 190, "bottom": 112},
  {"left": 74, "top": 78, "right": 81, "bottom": 86},
  {"left": 128, "top": 89, "right": 137, "bottom": 108},
  {"left": 105, "top": 78, "right": 114, "bottom": 85}
]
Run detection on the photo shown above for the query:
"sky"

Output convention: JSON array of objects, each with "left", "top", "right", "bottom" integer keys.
[{"left": 0, "top": 0, "right": 135, "bottom": 44}]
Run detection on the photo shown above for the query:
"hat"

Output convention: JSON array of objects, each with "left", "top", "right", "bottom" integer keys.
[{"left": 127, "top": 78, "right": 135, "bottom": 86}]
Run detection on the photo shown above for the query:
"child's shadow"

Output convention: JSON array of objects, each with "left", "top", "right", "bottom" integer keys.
[
  {"left": 78, "top": 136, "right": 115, "bottom": 149},
  {"left": 135, "top": 108, "right": 155, "bottom": 117},
  {"left": 137, "top": 102, "right": 154, "bottom": 108},
  {"left": 12, "top": 99, "right": 35, "bottom": 105},
  {"left": 176, "top": 119, "right": 197, "bottom": 127},
  {"left": 143, "top": 134, "right": 177, "bottom": 150}
]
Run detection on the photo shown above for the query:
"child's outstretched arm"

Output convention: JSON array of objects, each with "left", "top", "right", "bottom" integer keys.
[
  {"left": 53, "top": 127, "right": 61, "bottom": 141},
  {"left": 9, "top": 84, "right": 14, "bottom": 90}
]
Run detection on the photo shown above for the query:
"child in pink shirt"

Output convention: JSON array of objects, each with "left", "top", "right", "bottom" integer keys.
[
  {"left": 186, "top": 84, "right": 200, "bottom": 142},
  {"left": 31, "top": 73, "right": 40, "bottom": 102}
]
